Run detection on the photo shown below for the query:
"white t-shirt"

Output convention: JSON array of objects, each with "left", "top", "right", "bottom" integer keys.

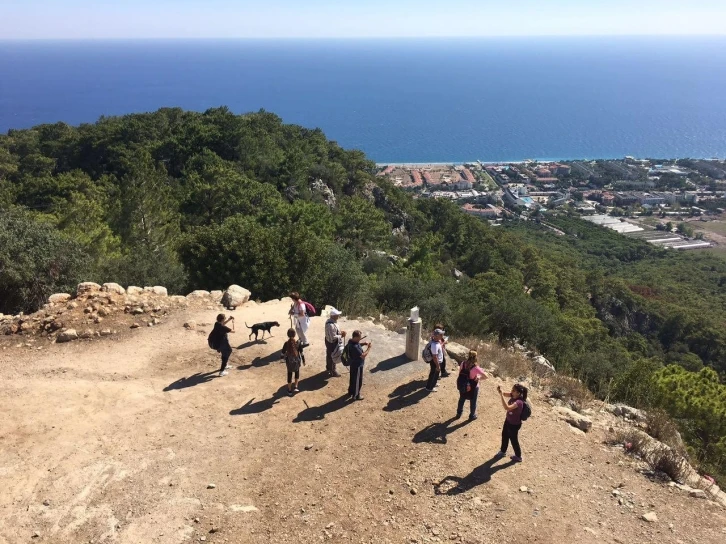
[{"left": 429, "top": 340, "right": 442, "bottom": 362}]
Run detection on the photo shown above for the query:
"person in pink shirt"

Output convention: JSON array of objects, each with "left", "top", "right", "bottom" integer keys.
[
  {"left": 455, "top": 351, "right": 488, "bottom": 421},
  {"left": 495, "top": 383, "right": 528, "bottom": 462}
]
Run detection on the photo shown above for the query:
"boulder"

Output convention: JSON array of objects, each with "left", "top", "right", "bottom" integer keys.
[
  {"left": 555, "top": 406, "right": 592, "bottom": 432},
  {"left": 150, "top": 286, "right": 168, "bottom": 296},
  {"left": 79, "top": 329, "right": 94, "bottom": 339},
  {"left": 56, "top": 329, "right": 79, "bottom": 343},
  {"left": 532, "top": 355, "right": 556, "bottom": 376},
  {"left": 76, "top": 282, "right": 102, "bottom": 296},
  {"left": 127, "top": 286, "right": 144, "bottom": 296},
  {"left": 187, "top": 290, "right": 211, "bottom": 299},
  {"left": 445, "top": 342, "right": 471, "bottom": 363},
  {"left": 100, "top": 329, "right": 113, "bottom": 336},
  {"left": 210, "top": 290, "right": 223, "bottom": 302},
  {"left": 610, "top": 404, "right": 647, "bottom": 422},
  {"left": 169, "top": 295, "right": 188, "bottom": 304},
  {"left": 102, "top": 283, "right": 126, "bottom": 295},
  {"left": 48, "top": 293, "right": 72, "bottom": 304},
  {"left": 641, "top": 512, "right": 658, "bottom": 523},
  {"left": 221, "top": 285, "right": 251, "bottom": 309}
]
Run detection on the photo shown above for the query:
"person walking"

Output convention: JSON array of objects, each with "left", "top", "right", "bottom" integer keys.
[
  {"left": 435, "top": 323, "right": 450, "bottom": 378},
  {"left": 455, "top": 351, "right": 488, "bottom": 420},
  {"left": 212, "top": 313, "right": 235, "bottom": 377},
  {"left": 325, "top": 308, "right": 345, "bottom": 377},
  {"left": 289, "top": 292, "right": 310, "bottom": 347},
  {"left": 495, "top": 383, "right": 528, "bottom": 462},
  {"left": 346, "top": 330, "right": 371, "bottom": 401},
  {"left": 424, "top": 329, "right": 445, "bottom": 392},
  {"left": 281, "top": 328, "right": 305, "bottom": 397}
]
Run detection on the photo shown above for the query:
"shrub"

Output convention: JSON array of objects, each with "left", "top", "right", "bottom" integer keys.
[
  {"left": 645, "top": 409, "right": 685, "bottom": 454},
  {"left": 648, "top": 446, "right": 688, "bottom": 482},
  {"left": 547, "top": 374, "right": 594, "bottom": 411},
  {"left": 608, "top": 427, "right": 649, "bottom": 458}
]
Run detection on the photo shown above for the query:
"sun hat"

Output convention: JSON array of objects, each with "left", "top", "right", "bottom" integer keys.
[{"left": 330, "top": 308, "right": 343, "bottom": 317}]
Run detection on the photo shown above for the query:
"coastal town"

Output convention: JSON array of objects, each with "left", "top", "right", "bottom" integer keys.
[{"left": 377, "top": 158, "right": 726, "bottom": 251}]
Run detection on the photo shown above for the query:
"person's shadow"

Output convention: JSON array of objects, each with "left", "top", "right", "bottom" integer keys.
[
  {"left": 237, "top": 350, "right": 282, "bottom": 370},
  {"left": 163, "top": 371, "right": 217, "bottom": 391},
  {"left": 412, "top": 417, "right": 472, "bottom": 444},
  {"left": 293, "top": 394, "right": 351, "bottom": 422},
  {"left": 383, "top": 379, "right": 429, "bottom": 412},
  {"left": 236, "top": 340, "right": 268, "bottom": 350},
  {"left": 229, "top": 394, "right": 281, "bottom": 415},
  {"left": 434, "top": 456, "right": 517, "bottom": 495},
  {"left": 370, "top": 354, "right": 410, "bottom": 374}
]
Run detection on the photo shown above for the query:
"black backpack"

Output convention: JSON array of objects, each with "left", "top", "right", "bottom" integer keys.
[
  {"left": 207, "top": 328, "right": 220, "bottom": 351},
  {"left": 341, "top": 343, "right": 351, "bottom": 367},
  {"left": 520, "top": 401, "right": 532, "bottom": 421}
]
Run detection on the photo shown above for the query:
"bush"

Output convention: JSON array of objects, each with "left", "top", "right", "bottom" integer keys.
[
  {"left": 608, "top": 427, "right": 649, "bottom": 458},
  {"left": 547, "top": 374, "right": 594, "bottom": 411},
  {"left": 648, "top": 446, "right": 688, "bottom": 482},
  {"left": 645, "top": 409, "right": 685, "bottom": 453},
  {"left": 0, "top": 209, "right": 91, "bottom": 314}
]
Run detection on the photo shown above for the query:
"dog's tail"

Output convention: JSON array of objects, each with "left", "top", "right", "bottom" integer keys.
[{"left": 245, "top": 322, "right": 253, "bottom": 330}]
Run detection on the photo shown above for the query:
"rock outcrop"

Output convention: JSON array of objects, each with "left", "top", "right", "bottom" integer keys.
[
  {"left": 48, "top": 293, "right": 72, "bottom": 304},
  {"left": 76, "top": 282, "right": 101, "bottom": 296},
  {"left": 102, "top": 283, "right": 126, "bottom": 295},
  {"left": 555, "top": 406, "right": 593, "bottom": 432},
  {"left": 221, "top": 285, "right": 251, "bottom": 309}
]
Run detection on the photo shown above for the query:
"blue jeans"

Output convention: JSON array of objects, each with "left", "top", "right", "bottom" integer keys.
[{"left": 457, "top": 386, "right": 479, "bottom": 417}]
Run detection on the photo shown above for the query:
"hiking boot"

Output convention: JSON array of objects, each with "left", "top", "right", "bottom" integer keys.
[{"left": 510, "top": 455, "right": 523, "bottom": 463}]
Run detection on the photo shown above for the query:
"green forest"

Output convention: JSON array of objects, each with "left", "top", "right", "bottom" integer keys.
[{"left": 0, "top": 108, "right": 724, "bottom": 479}]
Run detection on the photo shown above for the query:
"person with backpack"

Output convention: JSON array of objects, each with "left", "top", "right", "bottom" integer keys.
[
  {"left": 423, "top": 329, "right": 445, "bottom": 392},
  {"left": 281, "top": 328, "right": 305, "bottom": 397},
  {"left": 345, "top": 330, "right": 372, "bottom": 401},
  {"left": 495, "top": 383, "right": 529, "bottom": 462},
  {"left": 324, "top": 308, "right": 345, "bottom": 378},
  {"left": 455, "top": 351, "right": 488, "bottom": 420},
  {"left": 288, "top": 292, "right": 310, "bottom": 347},
  {"left": 210, "top": 313, "right": 235, "bottom": 377}
]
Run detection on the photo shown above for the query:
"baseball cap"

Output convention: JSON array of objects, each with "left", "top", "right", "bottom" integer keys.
[
  {"left": 434, "top": 328, "right": 446, "bottom": 335},
  {"left": 330, "top": 308, "right": 343, "bottom": 317}
]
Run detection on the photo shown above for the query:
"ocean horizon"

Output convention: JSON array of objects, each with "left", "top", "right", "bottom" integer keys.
[{"left": 1, "top": 36, "right": 725, "bottom": 163}]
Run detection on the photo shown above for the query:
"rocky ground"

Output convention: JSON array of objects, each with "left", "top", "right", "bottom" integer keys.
[{"left": 1, "top": 288, "right": 725, "bottom": 544}]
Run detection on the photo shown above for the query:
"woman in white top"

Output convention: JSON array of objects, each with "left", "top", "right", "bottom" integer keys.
[{"left": 289, "top": 292, "right": 310, "bottom": 346}]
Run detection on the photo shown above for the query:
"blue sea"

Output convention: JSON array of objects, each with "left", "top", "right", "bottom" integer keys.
[{"left": 1, "top": 37, "right": 726, "bottom": 163}]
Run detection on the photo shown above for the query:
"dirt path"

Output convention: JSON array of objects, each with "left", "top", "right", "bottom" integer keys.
[{"left": 1, "top": 299, "right": 724, "bottom": 544}]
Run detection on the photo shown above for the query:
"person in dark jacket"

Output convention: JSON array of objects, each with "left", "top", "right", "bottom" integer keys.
[
  {"left": 212, "top": 313, "right": 235, "bottom": 377},
  {"left": 281, "top": 328, "right": 305, "bottom": 396},
  {"left": 346, "top": 330, "right": 372, "bottom": 401}
]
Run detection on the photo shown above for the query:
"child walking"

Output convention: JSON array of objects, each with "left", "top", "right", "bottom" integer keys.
[
  {"left": 455, "top": 351, "right": 487, "bottom": 420},
  {"left": 281, "top": 328, "right": 305, "bottom": 397},
  {"left": 495, "top": 383, "right": 528, "bottom": 462}
]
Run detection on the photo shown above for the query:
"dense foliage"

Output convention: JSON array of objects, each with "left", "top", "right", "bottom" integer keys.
[{"left": 1, "top": 108, "right": 724, "bottom": 479}]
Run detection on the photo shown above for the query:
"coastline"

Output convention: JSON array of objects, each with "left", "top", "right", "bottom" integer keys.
[{"left": 375, "top": 156, "right": 726, "bottom": 166}]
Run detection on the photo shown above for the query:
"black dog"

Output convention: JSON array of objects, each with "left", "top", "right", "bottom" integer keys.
[{"left": 246, "top": 321, "right": 280, "bottom": 341}]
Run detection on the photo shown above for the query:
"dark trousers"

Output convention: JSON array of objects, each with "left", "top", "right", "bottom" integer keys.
[
  {"left": 501, "top": 421, "right": 522, "bottom": 457},
  {"left": 440, "top": 354, "right": 448, "bottom": 375},
  {"left": 287, "top": 369, "right": 300, "bottom": 383},
  {"left": 325, "top": 340, "right": 337, "bottom": 374},
  {"left": 220, "top": 348, "right": 232, "bottom": 371},
  {"left": 457, "top": 386, "right": 479, "bottom": 417},
  {"left": 426, "top": 360, "right": 440, "bottom": 390},
  {"left": 348, "top": 363, "right": 364, "bottom": 398}
]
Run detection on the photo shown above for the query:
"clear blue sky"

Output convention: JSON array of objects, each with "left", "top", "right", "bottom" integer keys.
[{"left": 2, "top": 0, "right": 725, "bottom": 39}]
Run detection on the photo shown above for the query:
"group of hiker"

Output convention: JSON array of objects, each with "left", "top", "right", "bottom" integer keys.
[{"left": 208, "top": 292, "right": 529, "bottom": 462}]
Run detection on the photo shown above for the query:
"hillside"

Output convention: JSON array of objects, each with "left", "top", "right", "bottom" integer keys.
[
  {"left": 1, "top": 108, "right": 725, "bottom": 484},
  {"left": 0, "top": 286, "right": 725, "bottom": 543}
]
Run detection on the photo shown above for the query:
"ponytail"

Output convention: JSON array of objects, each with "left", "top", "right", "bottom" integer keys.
[{"left": 514, "top": 383, "right": 528, "bottom": 402}]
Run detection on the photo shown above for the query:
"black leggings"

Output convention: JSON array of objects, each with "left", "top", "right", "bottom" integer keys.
[
  {"left": 501, "top": 421, "right": 522, "bottom": 457},
  {"left": 287, "top": 369, "right": 300, "bottom": 383},
  {"left": 220, "top": 349, "right": 232, "bottom": 371}
]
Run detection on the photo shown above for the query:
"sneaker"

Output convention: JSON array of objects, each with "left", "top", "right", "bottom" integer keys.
[
  {"left": 510, "top": 455, "right": 523, "bottom": 463},
  {"left": 346, "top": 396, "right": 355, "bottom": 402},
  {"left": 355, "top": 396, "right": 364, "bottom": 401},
  {"left": 294, "top": 387, "right": 300, "bottom": 392},
  {"left": 469, "top": 414, "right": 478, "bottom": 421},
  {"left": 331, "top": 372, "right": 341, "bottom": 378},
  {"left": 425, "top": 388, "right": 434, "bottom": 392},
  {"left": 454, "top": 412, "right": 462, "bottom": 420},
  {"left": 219, "top": 370, "right": 228, "bottom": 377},
  {"left": 440, "top": 372, "right": 450, "bottom": 378},
  {"left": 288, "top": 390, "right": 294, "bottom": 397},
  {"left": 494, "top": 451, "right": 506, "bottom": 459}
]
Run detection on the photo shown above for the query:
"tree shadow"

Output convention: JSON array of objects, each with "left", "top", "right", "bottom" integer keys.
[
  {"left": 163, "top": 371, "right": 218, "bottom": 391},
  {"left": 293, "top": 394, "right": 351, "bottom": 422},
  {"left": 229, "top": 394, "right": 282, "bottom": 415},
  {"left": 434, "top": 456, "right": 517, "bottom": 495},
  {"left": 370, "top": 354, "right": 410, "bottom": 374},
  {"left": 237, "top": 350, "right": 282, "bottom": 370},
  {"left": 412, "top": 417, "right": 472, "bottom": 444},
  {"left": 383, "top": 379, "right": 429, "bottom": 412}
]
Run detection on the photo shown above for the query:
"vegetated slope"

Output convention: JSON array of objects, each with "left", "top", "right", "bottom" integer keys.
[
  {"left": 0, "top": 108, "right": 724, "bottom": 480},
  {"left": 0, "top": 296, "right": 724, "bottom": 544}
]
